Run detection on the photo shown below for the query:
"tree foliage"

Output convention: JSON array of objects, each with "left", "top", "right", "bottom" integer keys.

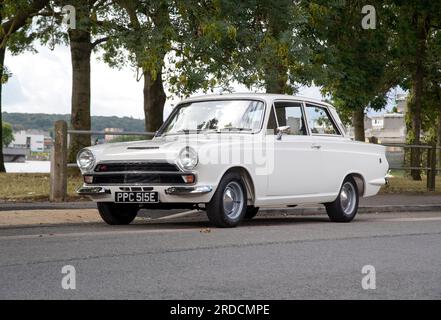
[
  {"left": 2, "top": 121, "right": 13, "bottom": 146},
  {"left": 303, "top": 0, "right": 399, "bottom": 140}
]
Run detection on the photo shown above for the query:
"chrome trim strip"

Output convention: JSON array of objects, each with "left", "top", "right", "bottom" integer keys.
[
  {"left": 165, "top": 186, "right": 213, "bottom": 195},
  {"left": 76, "top": 187, "right": 111, "bottom": 195}
]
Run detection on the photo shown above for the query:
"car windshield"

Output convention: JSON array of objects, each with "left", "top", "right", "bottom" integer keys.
[{"left": 159, "top": 100, "right": 265, "bottom": 135}]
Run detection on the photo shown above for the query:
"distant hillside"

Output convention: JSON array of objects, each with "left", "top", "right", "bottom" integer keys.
[{"left": 2, "top": 112, "right": 145, "bottom": 134}]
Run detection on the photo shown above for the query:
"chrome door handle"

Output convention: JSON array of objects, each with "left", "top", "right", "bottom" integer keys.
[{"left": 311, "top": 144, "right": 321, "bottom": 149}]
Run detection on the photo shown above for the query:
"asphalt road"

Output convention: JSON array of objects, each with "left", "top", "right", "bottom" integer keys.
[{"left": 1, "top": 211, "right": 441, "bottom": 299}]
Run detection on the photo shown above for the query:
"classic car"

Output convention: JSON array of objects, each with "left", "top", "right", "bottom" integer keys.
[{"left": 77, "top": 93, "right": 389, "bottom": 227}]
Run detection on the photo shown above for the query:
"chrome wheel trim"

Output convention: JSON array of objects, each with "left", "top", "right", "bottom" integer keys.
[
  {"left": 340, "top": 182, "right": 357, "bottom": 215},
  {"left": 222, "top": 181, "right": 244, "bottom": 220}
]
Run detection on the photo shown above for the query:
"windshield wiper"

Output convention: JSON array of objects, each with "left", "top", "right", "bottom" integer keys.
[
  {"left": 218, "top": 127, "right": 252, "bottom": 132},
  {"left": 176, "top": 129, "right": 202, "bottom": 134}
]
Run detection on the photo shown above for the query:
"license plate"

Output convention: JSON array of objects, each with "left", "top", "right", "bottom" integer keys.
[{"left": 115, "top": 192, "right": 159, "bottom": 203}]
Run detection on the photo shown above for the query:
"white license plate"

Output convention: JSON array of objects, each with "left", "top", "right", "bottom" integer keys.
[{"left": 115, "top": 192, "right": 159, "bottom": 203}]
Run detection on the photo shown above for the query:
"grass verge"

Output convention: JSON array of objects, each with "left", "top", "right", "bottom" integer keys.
[
  {"left": 380, "top": 175, "right": 441, "bottom": 194},
  {"left": 0, "top": 173, "right": 85, "bottom": 202}
]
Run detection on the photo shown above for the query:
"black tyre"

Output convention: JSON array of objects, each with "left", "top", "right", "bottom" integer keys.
[
  {"left": 206, "top": 172, "right": 247, "bottom": 227},
  {"left": 325, "top": 176, "right": 359, "bottom": 222},
  {"left": 244, "top": 206, "right": 259, "bottom": 219},
  {"left": 97, "top": 202, "right": 139, "bottom": 225}
]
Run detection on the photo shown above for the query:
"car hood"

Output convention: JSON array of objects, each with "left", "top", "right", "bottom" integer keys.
[{"left": 86, "top": 134, "right": 255, "bottom": 163}]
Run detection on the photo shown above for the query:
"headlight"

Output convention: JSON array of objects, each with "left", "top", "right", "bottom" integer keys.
[
  {"left": 177, "top": 146, "right": 198, "bottom": 170},
  {"left": 77, "top": 149, "right": 95, "bottom": 171}
]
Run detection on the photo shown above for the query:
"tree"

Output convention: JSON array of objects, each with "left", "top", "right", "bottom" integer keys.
[
  {"left": 102, "top": 0, "right": 240, "bottom": 132},
  {"left": 213, "top": 0, "right": 312, "bottom": 94},
  {"left": 391, "top": 0, "right": 441, "bottom": 180},
  {"left": 0, "top": 0, "right": 49, "bottom": 172},
  {"left": 304, "top": 0, "right": 398, "bottom": 141},
  {"left": 2, "top": 121, "right": 13, "bottom": 146},
  {"left": 35, "top": 0, "right": 112, "bottom": 163}
]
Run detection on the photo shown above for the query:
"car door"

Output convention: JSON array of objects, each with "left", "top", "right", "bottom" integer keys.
[
  {"left": 266, "top": 101, "right": 322, "bottom": 197},
  {"left": 304, "top": 103, "right": 346, "bottom": 195}
]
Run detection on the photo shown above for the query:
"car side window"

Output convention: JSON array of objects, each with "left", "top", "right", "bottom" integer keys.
[
  {"left": 305, "top": 104, "right": 340, "bottom": 135},
  {"left": 273, "top": 102, "right": 307, "bottom": 135}
]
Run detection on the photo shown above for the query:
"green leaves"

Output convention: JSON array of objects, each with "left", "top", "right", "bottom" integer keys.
[{"left": 2, "top": 122, "right": 14, "bottom": 147}]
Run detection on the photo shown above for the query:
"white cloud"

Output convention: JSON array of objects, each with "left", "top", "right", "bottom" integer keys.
[{"left": 3, "top": 45, "right": 146, "bottom": 118}]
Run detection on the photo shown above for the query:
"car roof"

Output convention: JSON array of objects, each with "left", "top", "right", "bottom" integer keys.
[{"left": 180, "top": 92, "right": 335, "bottom": 110}]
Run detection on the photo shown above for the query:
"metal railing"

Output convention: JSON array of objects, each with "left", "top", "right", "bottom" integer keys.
[{"left": 381, "top": 143, "right": 440, "bottom": 191}]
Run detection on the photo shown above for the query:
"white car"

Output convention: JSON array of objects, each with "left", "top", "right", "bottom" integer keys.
[{"left": 77, "top": 93, "right": 388, "bottom": 227}]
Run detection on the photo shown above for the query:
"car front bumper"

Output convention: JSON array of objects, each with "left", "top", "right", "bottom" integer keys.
[{"left": 76, "top": 184, "right": 214, "bottom": 203}]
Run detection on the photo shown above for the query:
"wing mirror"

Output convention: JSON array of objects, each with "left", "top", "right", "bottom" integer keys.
[{"left": 276, "top": 126, "right": 291, "bottom": 140}]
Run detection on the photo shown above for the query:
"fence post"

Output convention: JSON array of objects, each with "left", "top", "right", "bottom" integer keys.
[
  {"left": 50, "top": 120, "right": 68, "bottom": 202},
  {"left": 427, "top": 144, "right": 436, "bottom": 192}
]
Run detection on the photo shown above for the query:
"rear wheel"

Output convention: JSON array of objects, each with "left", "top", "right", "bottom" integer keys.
[
  {"left": 325, "top": 176, "right": 359, "bottom": 222},
  {"left": 244, "top": 206, "right": 259, "bottom": 219},
  {"left": 206, "top": 172, "right": 247, "bottom": 228},
  {"left": 97, "top": 202, "right": 139, "bottom": 225}
]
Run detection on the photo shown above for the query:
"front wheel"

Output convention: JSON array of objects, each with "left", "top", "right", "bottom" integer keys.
[
  {"left": 325, "top": 176, "right": 359, "bottom": 222},
  {"left": 97, "top": 202, "right": 139, "bottom": 225},
  {"left": 206, "top": 172, "right": 247, "bottom": 227}
]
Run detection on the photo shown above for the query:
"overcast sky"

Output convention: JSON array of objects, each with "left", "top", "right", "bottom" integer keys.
[{"left": 3, "top": 45, "right": 327, "bottom": 121}]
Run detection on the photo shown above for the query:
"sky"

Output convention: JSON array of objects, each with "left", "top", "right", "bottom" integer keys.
[{"left": 2, "top": 44, "right": 395, "bottom": 121}]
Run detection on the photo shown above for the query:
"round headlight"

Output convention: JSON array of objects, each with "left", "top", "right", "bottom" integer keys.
[
  {"left": 77, "top": 149, "right": 95, "bottom": 170},
  {"left": 178, "top": 146, "right": 198, "bottom": 170}
]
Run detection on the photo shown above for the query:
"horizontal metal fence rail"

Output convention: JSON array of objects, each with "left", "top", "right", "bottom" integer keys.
[
  {"left": 67, "top": 130, "right": 156, "bottom": 136},
  {"left": 380, "top": 143, "right": 440, "bottom": 191}
]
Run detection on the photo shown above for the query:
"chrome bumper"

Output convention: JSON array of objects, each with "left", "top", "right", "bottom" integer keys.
[
  {"left": 77, "top": 186, "right": 111, "bottom": 195},
  {"left": 165, "top": 185, "right": 213, "bottom": 195},
  {"left": 77, "top": 185, "right": 213, "bottom": 196}
]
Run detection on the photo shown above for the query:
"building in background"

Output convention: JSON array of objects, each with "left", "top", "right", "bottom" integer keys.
[
  {"left": 365, "top": 113, "right": 406, "bottom": 144},
  {"left": 11, "top": 130, "right": 45, "bottom": 152},
  {"left": 395, "top": 93, "right": 408, "bottom": 113}
]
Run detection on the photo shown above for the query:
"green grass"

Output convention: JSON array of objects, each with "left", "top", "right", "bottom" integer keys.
[
  {"left": 380, "top": 175, "right": 441, "bottom": 194},
  {"left": 0, "top": 173, "right": 85, "bottom": 202}
]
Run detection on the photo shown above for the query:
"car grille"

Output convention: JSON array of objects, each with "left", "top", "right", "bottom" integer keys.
[
  {"left": 92, "top": 174, "right": 185, "bottom": 185},
  {"left": 89, "top": 161, "right": 189, "bottom": 185}
]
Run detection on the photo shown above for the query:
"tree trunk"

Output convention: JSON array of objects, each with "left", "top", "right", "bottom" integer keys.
[
  {"left": 67, "top": 29, "right": 92, "bottom": 164},
  {"left": 437, "top": 103, "right": 441, "bottom": 169},
  {"left": 143, "top": 69, "right": 166, "bottom": 133},
  {"left": 0, "top": 47, "right": 6, "bottom": 172},
  {"left": 352, "top": 107, "right": 365, "bottom": 142},
  {"left": 264, "top": 62, "right": 289, "bottom": 94},
  {"left": 408, "top": 14, "right": 428, "bottom": 181}
]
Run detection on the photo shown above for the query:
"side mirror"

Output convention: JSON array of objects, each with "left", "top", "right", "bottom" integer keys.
[{"left": 276, "top": 126, "right": 290, "bottom": 140}]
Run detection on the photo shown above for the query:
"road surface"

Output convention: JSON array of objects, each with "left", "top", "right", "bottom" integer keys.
[{"left": 0, "top": 210, "right": 440, "bottom": 299}]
